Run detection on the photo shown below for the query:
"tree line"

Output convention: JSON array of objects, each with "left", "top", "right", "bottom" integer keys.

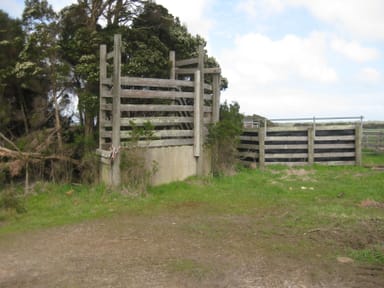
[{"left": 0, "top": 0, "right": 225, "bottom": 185}]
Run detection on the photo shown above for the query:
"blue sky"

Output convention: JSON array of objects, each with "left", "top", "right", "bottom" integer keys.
[{"left": 2, "top": 0, "right": 384, "bottom": 120}]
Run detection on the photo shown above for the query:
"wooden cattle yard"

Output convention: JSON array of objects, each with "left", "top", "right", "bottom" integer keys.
[
  {"left": 239, "top": 117, "right": 363, "bottom": 167},
  {"left": 97, "top": 35, "right": 221, "bottom": 186}
]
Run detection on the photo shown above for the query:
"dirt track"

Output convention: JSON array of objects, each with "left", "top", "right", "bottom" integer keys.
[{"left": 0, "top": 211, "right": 383, "bottom": 288}]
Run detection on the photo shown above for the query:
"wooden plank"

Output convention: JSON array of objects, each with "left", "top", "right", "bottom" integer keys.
[
  {"left": 315, "top": 143, "right": 355, "bottom": 149},
  {"left": 176, "top": 67, "right": 221, "bottom": 75},
  {"left": 315, "top": 135, "right": 355, "bottom": 141},
  {"left": 314, "top": 161, "right": 356, "bottom": 166},
  {"left": 265, "top": 144, "right": 308, "bottom": 149},
  {"left": 355, "top": 124, "right": 362, "bottom": 165},
  {"left": 266, "top": 136, "right": 308, "bottom": 141},
  {"left": 125, "top": 117, "right": 194, "bottom": 126},
  {"left": 122, "top": 138, "right": 194, "bottom": 148},
  {"left": 240, "top": 135, "right": 259, "bottom": 141},
  {"left": 212, "top": 74, "right": 220, "bottom": 123},
  {"left": 194, "top": 70, "right": 201, "bottom": 157},
  {"left": 101, "top": 117, "right": 194, "bottom": 127},
  {"left": 259, "top": 127, "right": 266, "bottom": 168},
  {"left": 315, "top": 125, "right": 356, "bottom": 130},
  {"left": 102, "top": 130, "right": 194, "bottom": 139},
  {"left": 266, "top": 126, "right": 310, "bottom": 132},
  {"left": 120, "top": 89, "right": 194, "bottom": 99},
  {"left": 308, "top": 127, "right": 315, "bottom": 165},
  {"left": 196, "top": 46, "right": 205, "bottom": 176},
  {"left": 265, "top": 162, "right": 308, "bottom": 166},
  {"left": 266, "top": 153, "right": 308, "bottom": 159},
  {"left": 175, "top": 57, "right": 199, "bottom": 67},
  {"left": 120, "top": 77, "right": 194, "bottom": 88},
  {"left": 99, "top": 44, "right": 107, "bottom": 149},
  {"left": 314, "top": 152, "right": 355, "bottom": 158},
  {"left": 204, "top": 67, "right": 221, "bottom": 74},
  {"left": 102, "top": 104, "right": 194, "bottom": 112},
  {"left": 111, "top": 34, "right": 122, "bottom": 186}
]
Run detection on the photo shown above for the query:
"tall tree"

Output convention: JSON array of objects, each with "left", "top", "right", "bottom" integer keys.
[
  {"left": 21, "top": 0, "right": 70, "bottom": 151},
  {"left": 60, "top": 0, "right": 143, "bottom": 138},
  {"left": 0, "top": 10, "right": 25, "bottom": 137}
]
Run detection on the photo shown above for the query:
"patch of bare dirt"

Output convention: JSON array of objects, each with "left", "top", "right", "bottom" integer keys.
[
  {"left": 0, "top": 213, "right": 383, "bottom": 288},
  {"left": 359, "top": 199, "right": 384, "bottom": 208}
]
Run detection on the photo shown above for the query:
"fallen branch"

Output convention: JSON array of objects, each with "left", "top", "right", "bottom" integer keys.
[{"left": 0, "top": 146, "right": 80, "bottom": 165}]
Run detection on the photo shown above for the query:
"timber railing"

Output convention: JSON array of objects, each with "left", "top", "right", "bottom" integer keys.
[{"left": 239, "top": 117, "right": 363, "bottom": 167}]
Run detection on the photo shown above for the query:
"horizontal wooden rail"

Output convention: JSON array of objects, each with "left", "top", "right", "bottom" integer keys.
[
  {"left": 120, "top": 77, "right": 194, "bottom": 88},
  {"left": 175, "top": 57, "right": 199, "bottom": 67}
]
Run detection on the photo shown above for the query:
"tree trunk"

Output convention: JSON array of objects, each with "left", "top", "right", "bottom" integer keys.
[{"left": 51, "top": 60, "right": 63, "bottom": 152}]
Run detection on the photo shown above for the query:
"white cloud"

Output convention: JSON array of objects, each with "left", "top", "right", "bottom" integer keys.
[
  {"left": 155, "top": 0, "right": 214, "bottom": 40},
  {"left": 219, "top": 32, "right": 337, "bottom": 85},
  {"left": 331, "top": 38, "right": 380, "bottom": 63},
  {"left": 237, "top": 0, "right": 285, "bottom": 18},
  {"left": 288, "top": 0, "right": 384, "bottom": 41},
  {"left": 358, "top": 67, "right": 381, "bottom": 83}
]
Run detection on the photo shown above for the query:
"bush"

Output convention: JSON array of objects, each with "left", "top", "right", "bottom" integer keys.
[
  {"left": 207, "top": 101, "right": 244, "bottom": 176},
  {"left": 0, "top": 187, "right": 26, "bottom": 214}
]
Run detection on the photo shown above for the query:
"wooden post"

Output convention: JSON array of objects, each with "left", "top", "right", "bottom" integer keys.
[
  {"left": 308, "top": 127, "right": 315, "bottom": 165},
  {"left": 194, "top": 70, "right": 201, "bottom": 158},
  {"left": 259, "top": 127, "right": 266, "bottom": 168},
  {"left": 111, "top": 34, "right": 122, "bottom": 186},
  {"left": 99, "top": 44, "right": 107, "bottom": 149},
  {"left": 212, "top": 74, "right": 221, "bottom": 123},
  {"left": 355, "top": 123, "right": 362, "bottom": 166},
  {"left": 196, "top": 45, "right": 205, "bottom": 176},
  {"left": 169, "top": 51, "right": 176, "bottom": 80}
]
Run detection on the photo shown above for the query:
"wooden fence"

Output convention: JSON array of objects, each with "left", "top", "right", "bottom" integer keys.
[
  {"left": 97, "top": 35, "right": 221, "bottom": 185},
  {"left": 363, "top": 129, "right": 384, "bottom": 151},
  {"left": 239, "top": 123, "right": 362, "bottom": 167}
]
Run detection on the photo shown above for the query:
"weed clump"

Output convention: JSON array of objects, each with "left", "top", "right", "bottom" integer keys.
[{"left": 0, "top": 188, "right": 26, "bottom": 214}]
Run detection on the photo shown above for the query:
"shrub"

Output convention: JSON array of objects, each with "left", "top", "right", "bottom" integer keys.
[
  {"left": 0, "top": 187, "right": 26, "bottom": 214},
  {"left": 207, "top": 101, "right": 244, "bottom": 176}
]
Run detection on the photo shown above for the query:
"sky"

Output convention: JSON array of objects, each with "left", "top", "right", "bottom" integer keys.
[{"left": 2, "top": 0, "right": 384, "bottom": 121}]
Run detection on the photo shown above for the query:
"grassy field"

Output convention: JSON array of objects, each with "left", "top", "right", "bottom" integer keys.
[{"left": 1, "top": 151, "right": 384, "bottom": 267}]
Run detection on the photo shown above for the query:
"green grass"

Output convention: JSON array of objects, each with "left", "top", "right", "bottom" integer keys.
[
  {"left": 363, "top": 149, "right": 384, "bottom": 166},
  {"left": 1, "top": 150, "right": 384, "bottom": 265}
]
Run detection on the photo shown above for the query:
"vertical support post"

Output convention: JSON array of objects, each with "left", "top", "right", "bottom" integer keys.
[
  {"left": 111, "top": 34, "right": 122, "bottom": 186},
  {"left": 212, "top": 74, "right": 221, "bottom": 123},
  {"left": 99, "top": 44, "right": 107, "bottom": 149},
  {"left": 355, "top": 123, "right": 362, "bottom": 166},
  {"left": 308, "top": 127, "right": 315, "bottom": 165},
  {"left": 169, "top": 51, "right": 176, "bottom": 80},
  {"left": 259, "top": 127, "right": 266, "bottom": 169},
  {"left": 196, "top": 45, "right": 205, "bottom": 176},
  {"left": 194, "top": 70, "right": 201, "bottom": 158}
]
